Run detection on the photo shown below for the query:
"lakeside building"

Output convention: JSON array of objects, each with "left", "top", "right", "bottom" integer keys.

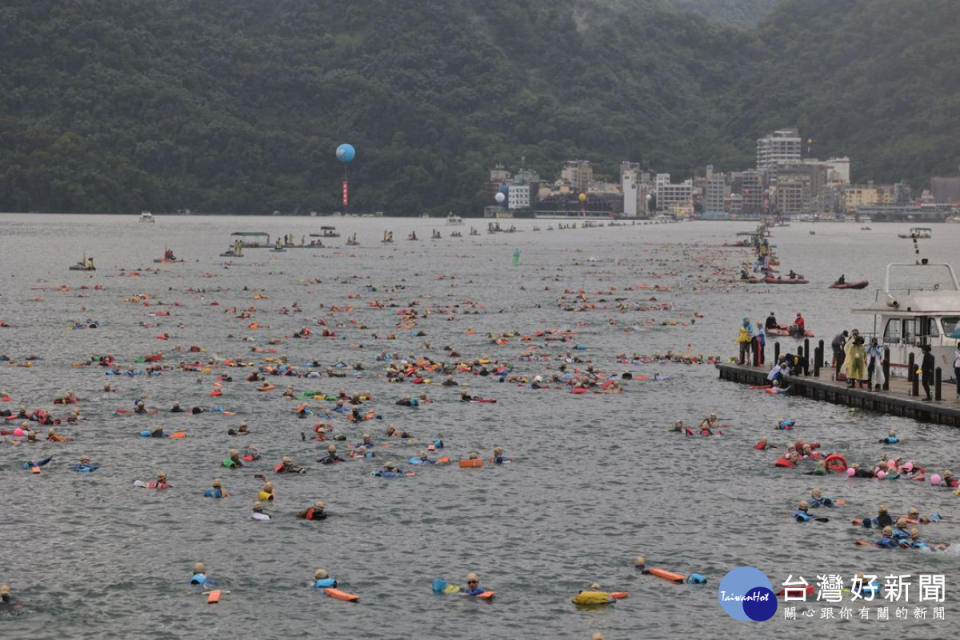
[{"left": 756, "top": 128, "right": 801, "bottom": 170}]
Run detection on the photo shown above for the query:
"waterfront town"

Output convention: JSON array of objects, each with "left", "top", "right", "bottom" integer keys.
[{"left": 486, "top": 128, "right": 960, "bottom": 222}]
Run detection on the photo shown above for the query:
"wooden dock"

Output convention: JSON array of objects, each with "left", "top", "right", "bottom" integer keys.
[{"left": 717, "top": 363, "right": 960, "bottom": 427}]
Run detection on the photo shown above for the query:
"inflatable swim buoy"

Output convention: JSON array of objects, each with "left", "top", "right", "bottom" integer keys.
[
  {"left": 775, "top": 457, "right": 794, "bottom": 468},
  {"left": 459, "top": 459, "right": 483, "bottom": 468},
  {"left": 572, "top": 591, "right": 614, "bottom": 606},
  {"left": 324, "top": 587, "right": 359, "bottom": 602},
  {"left": 824, "top": 454, "right": 847, "bottom": 473}
]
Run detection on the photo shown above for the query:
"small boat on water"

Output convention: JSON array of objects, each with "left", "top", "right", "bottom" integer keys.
[
  {"left": 345, "top": 233, "right": 359, "bottom": 246},
  {"left": 139, "top": 211, "right": 155, "bottom": 223},
  {"left": 764, "top": 276, "right": 808, "bottom": 285},
  {"left": 446, "top": 213, "right": 464, "bottom": 225},
  {"left": 765, "top": 324, "right": 814, "bottom": 338},
  {"left": 829, "top": 280, "right": 869, "bottom": 290},
  {"left": 898, "top": 227, "right": 932, "bottom": 239},
  {"left": 69, "top": 254, "right": 96, "bottom": 271},
  {"left": 154, "top": 247, "right": 183, "bottom": 263},
  {"left": 382, "top": 231, "right": 394, "bottom": 244}
]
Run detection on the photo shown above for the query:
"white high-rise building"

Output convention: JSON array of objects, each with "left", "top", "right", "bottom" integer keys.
[
  {"left": 756, "top": 128, "right": 801, "bottom": 170},
  {"left": 621, "top": 161, "right": 640, "bottom": 217},
  {"left": 704, "top": 165, "right": 726, "bottom": 215}
]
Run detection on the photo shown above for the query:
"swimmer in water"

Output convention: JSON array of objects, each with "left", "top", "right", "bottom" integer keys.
[
  {"left": 277, "top": 455, "right": 306, "bottom": 474},
  {"left": 385, "top": 424, "right": 411, "bottom": 439},
  {"left": 808, "top": 488, "right": 833, "bottom": 508},
  {"left": 319, "top": 444, "right": 344, "bottom": 465},
  {"left": 0, "top": 583, "right": 25, "bottom": 612},
  {"left": 462, "top": 572, "right": 486, "bottom": 596},
  {"left": 252, "top": 500, "right": 271, "bottom": 520},
  {"left": 190, "top": 562, "right": 215, "bottom": 586},
  {"left": 698, "top": 412, "right": 719, "bottom": 430},
  {"left": 227, "top": 422, "right": 249, "bottom": 436},
  {"left": 258, "top": 481, "right": 276, "bottom": 502},
  {"left": 492, "top": 447, "right": 507, "bottom": 464},
  {"left": 224, "top": 449, "right": 243, "bottom": 468},
  {"left": 297, "top": 501, "right": 327, "bottom": 520},
  {"left": 204, "top": 478, "right": 228, "bottom": 498}
]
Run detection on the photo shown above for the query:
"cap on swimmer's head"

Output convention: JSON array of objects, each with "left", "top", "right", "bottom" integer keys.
[
  {"left": 882, "top": 526, "right": 893, "bottom": 536},
  {"left": 157, "top": 470, "right": 167, "bottom": 479},
  {"left": 264, "top": 482, "right": 273, "bottom": 491},
  {"left": 47, "top": 427, "right": 55, "bottom": 434},
  {"left": 466, "top": 572, "right": 478, "bottom": 583},
  {"left": 418, "top": 450, "right": 427, "bottom": 458},
  {"left": 314, "top": 501, "right": 325, "bottom": 509},
  {"left": 798, "top": 500, "right": 809, "bottom": 510},
  {"left": 896, "top": 517, "right": 908, "bottom": 527},
  {"left": 282, "top": 456, "right": 291, "bottom": 464},
  {"left": 592, "top": 633, "right": 605, "bottom": 640},
  {"left": 229, "top": 449, "right": 239, "bottom": 457},
  {"left": 908, "top": 507, "right": 919, "bottom": 517},
  {"left": 314, "top": 568, "right": 328, "bottom": 579},
  {"left": 80, "top": 456, "right": 90, "bottom": 463},
  {"left": 253, "top": 501, "right": 263, "bottom": 509},
  {"left": 590, "top": 582, "right": 601, "bottom": 590},
  {"left": 634, "top": 555, "right": 645, "bottom": 568},
  {"left": 385, "top": 461, "right": 397, "bottom": 470},
  {"left": 327, "top": 444, "right": 336, "bottom": 453},
  {"left": 212, "top": 479, "right": 222, "bottom": 487},
  {"left": 494, "top": 447, "right": 504, "bottom": 455},
  {"left": 910, "top": 528, "right": 920, "bottom": 538},
  {"left": 427, "top": 444, "right": 436, "bottom": 451},
  {"left": 879, "top": 504, "right": 889, "bottom": 513},
  {"left": 194, "top": 562, "right": 205, "bottom": 573},
  {"left": 811, "top": 488, "right": 821, "bottom": 497}
]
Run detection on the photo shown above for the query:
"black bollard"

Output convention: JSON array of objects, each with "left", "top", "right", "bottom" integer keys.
[
  {"left": 817, "top": 340, "right": 825, "bottom": 370},
  {"left": 813, "top": 346, "right": 820, "bottom": 377},
  {"left": 936, "top": 367, "right": 942, "bottom": 401},
  {"left": 883, "top": 347, "right": 890, "bottom": 391},
  {"left": 908, "top": 353, "right": 915, "bottom": 384},
  {"left": 774, "top": 342, "right": 781, "bottom": 363},
  {"left": 797, "top": 346, "right": 804, "bottom": 374},
  {"left": 752, "top": 339, "right": 759, "bottom": 367},
  {"left": 803, "top": 338, "right": 810, "bottom": 375}
]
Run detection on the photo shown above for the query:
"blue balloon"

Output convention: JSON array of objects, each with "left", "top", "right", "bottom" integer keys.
[{"left": 336, "top": 144, "right": 355, "bottom": 163}]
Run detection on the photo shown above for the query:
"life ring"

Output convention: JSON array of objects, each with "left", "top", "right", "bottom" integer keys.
[{"left": 824, "top": 454, "right": 847, "bottom": 473}]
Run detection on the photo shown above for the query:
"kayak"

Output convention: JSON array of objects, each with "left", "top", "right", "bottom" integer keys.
[{"left": 828, "top": 280, "right": 869, "bottom": 289}]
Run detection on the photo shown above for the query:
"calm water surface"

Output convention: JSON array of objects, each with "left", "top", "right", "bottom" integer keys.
[{"left": 1, "top": 215, "right": 959, "bottom": 639}]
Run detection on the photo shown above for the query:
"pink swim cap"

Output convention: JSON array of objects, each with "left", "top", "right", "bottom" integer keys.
[
  {"left": 13, "top": 427, "right": 24, "bottom": 437},
  {"left": 930, "top": 474, "right": 942, "bottom": 485},
  {"left": 876, "top": 470, "right": 886, "bottom": 479},
  {"left": 846, "top": 468, "right": 855, "bottom": 477}
]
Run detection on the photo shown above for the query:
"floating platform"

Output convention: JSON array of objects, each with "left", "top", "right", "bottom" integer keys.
[{"left": 717, "top": 363, "right": 960, "bottom": 427}]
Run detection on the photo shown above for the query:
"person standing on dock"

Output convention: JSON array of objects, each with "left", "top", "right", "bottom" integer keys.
[
  {"left": 831, "top": 330, "right": 848, "bottom": 375},
  {"left": 953, "top": 345, "right": 960, "bottom": 398},
  {"left": 921, "top": 344, "right": 935, "bottom": 401},
  {"left": 737, "top": 319, "right": 753, "bottom": 365},
  {"left": 867, "top": 337, "right": 885, "bottom": 391}
]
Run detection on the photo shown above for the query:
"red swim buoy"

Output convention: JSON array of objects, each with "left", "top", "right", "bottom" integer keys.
[{"left": 824, "top": 454, "right": 847, "bottom": 473}]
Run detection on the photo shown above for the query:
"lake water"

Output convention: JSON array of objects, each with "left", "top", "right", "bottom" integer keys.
[{"left": 1, "top": 214, "right": 958, "bottom": 638}]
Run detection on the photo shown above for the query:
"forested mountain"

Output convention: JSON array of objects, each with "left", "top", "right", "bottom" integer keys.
[
  {"left": 0, "top": 0, "right": 956, "bottom": 214},
  {"left": 664, "top": 0, "right": 781, "bottom": 27}
]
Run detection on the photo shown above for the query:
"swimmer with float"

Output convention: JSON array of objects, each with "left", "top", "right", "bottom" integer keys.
[
  {"left": 276, "top": 455, "right": 306, "bottom": 474},
  {"left": 204, "top": 478, "right": 229, "bottom": 498},
  {"left": 251, "top": 500, "right": 271, "bottom": 521},
  {"left": 190, "top": 562, "right": 216, "bottom": 586},
  {"left": 297, "top": 501, "right": 327, "bottom": 520}
]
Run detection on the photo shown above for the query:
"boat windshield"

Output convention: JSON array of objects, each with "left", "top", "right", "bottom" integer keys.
[
  {"left": 942, "top": 316, "right": 960, "bottom": 339},
  {"left": 887, "top": 264, "right": 958, "bottom": 293}
]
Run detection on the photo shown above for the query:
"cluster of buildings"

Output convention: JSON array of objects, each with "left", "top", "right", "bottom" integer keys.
[{"left": 486, "top": 128, "right": 960, "bottom": 220}]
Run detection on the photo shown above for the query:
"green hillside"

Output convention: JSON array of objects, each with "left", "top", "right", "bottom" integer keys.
[{"left": 0, "top": 0, "right": 956, "bottom": 214}]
